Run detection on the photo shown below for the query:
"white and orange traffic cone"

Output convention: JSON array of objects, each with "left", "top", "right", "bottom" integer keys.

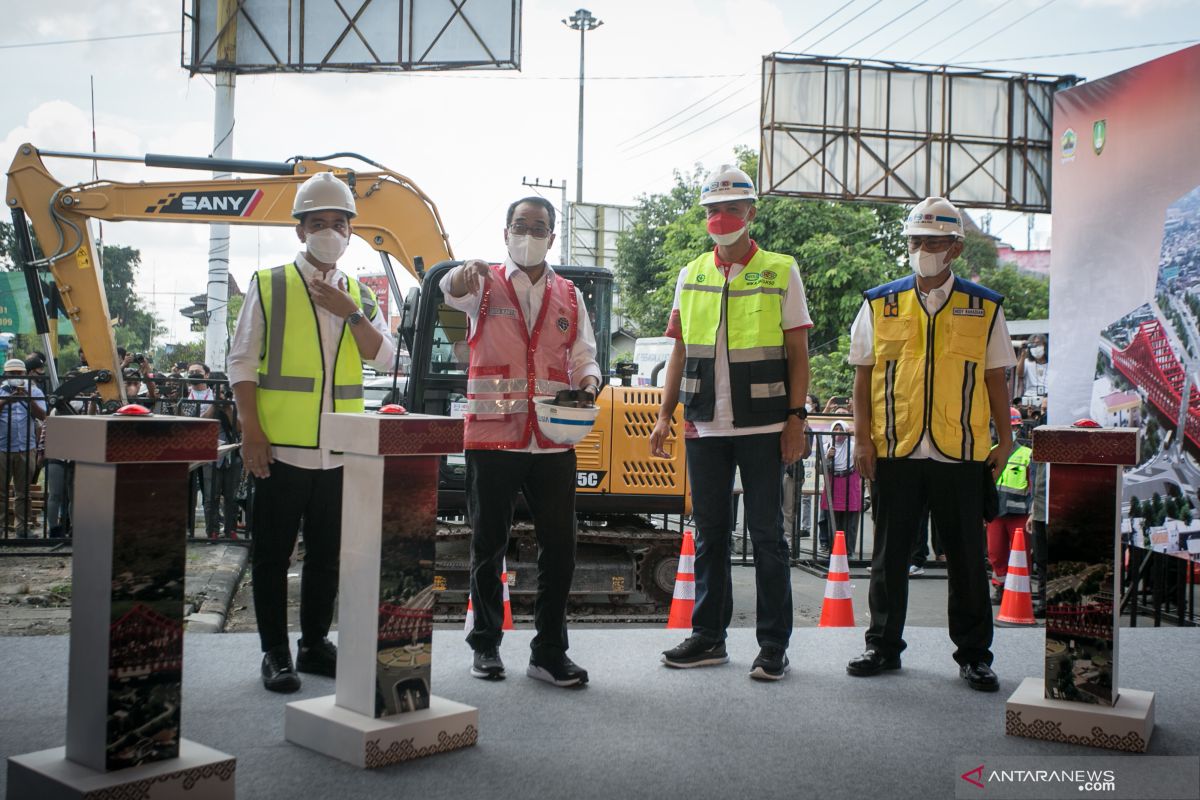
[
  {"left": 463, "top": 557, "right": 516, "bottom": 632},
  {"left": 997, "top": 527, "right": 1036, "bottom": 625},
  {"left": 819, "top": 530, "right": 856, "bottom": 627},
  {"left": 666, "top": 530, "right": 697, "bottom": 629},
  {"left": 501, "top": 557, "right": 515, "bottom": 631}
]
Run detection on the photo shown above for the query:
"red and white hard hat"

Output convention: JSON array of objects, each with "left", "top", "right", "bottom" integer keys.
[
  {"left": 699, "top": 165, "right": 757, "bottom": 206},
  {"left": 292, "top": 172, "right": 357, "bottom": 219},
  {"left": 903, "top": 197, "right": 964, "bottom": 238}
]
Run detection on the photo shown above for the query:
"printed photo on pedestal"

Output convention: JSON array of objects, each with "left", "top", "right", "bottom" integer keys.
[
  {"left": 106, "top": 464, "right": 189, "bottom": 769},
  {"left": 376, "top": 457, "right": 439, "bottom": 716},
  {"left": 1093, "top": 183, "right": 1200, "bottom": 565},
  {"left": 1044, "top": 464, "right": 1118, "bottom": 705}
]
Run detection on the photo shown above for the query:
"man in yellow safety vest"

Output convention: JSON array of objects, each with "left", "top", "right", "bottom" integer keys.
[
  {"left": 846, "top": 196, "right": 1015, "bottom": 692},
  {"left": 650, "top": 165, "right": 812, "bottom": 682},
  {"left": 229, "top": 171, "right": 393, "bottom": 693}
]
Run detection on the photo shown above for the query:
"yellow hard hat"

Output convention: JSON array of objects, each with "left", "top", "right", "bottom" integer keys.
[{"left": 292, "top": 172, "right": 357, "bottom": 219}]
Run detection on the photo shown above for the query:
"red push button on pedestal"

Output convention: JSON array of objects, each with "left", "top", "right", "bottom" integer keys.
[
  {"left": 115, "top": 404, "right": 152, "bottom": 416},
  {"left": 378, "top": 404, "right": 408, "bottom": 415}
]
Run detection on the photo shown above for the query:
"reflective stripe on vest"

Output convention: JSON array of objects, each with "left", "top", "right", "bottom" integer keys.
[
  {"left": 678, "top": 248, "right": 794, "bottom": 427},
  {"left": 462, "top": 265, "right": 579, "bottom": 449},
  {"left": 865, "top": 274, "right": 1002, "bottom": 462},
  {"left": 255, "top": 263, "right": 371, "bottom": 448}
]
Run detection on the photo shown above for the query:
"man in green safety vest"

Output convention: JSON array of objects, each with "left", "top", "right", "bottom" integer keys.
[
  {"left": 651, "top": 164, "right": 812, "bottom": 682},
  {"left": 987, "top": 407, "right": 1033, "bottom": 605},
  {"left": 230, "top": 171, "right": 393, "bottom": 693}
]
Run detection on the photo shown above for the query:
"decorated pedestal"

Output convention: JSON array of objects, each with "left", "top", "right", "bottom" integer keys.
[
  {"left": 1005, "top": 425, "right": 1154, "bottom": 752},
  {"left": 7, "top": 415, "right": 235, "bottom": 799},
  {"left": 284, "top": 411, "right": 477, "bottom": 769}
]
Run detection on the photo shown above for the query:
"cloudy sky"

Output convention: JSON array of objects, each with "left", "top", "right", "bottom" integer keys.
[{"left": 1, "top": 0, "right": 1195, "bottom": 345}]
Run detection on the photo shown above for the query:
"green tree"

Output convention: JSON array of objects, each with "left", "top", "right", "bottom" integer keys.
[
  {"left": 99, "top": 244, "right": 164, "bottom": 353},
  {"left": 1129, "top": 496, "right": 1142, "bottom": 519},
  {"left": 809, "top": 334, "right": 854, "bottom": 401},
  {"left": 956, "top": 228, "right": 1049, "bottom": 320}
]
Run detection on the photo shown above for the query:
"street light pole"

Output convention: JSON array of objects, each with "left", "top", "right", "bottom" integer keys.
[{"left": 563, "top": 8, "right": 602, "bottom": 205}]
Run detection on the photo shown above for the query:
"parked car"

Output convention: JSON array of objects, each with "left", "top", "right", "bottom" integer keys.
[{"left": 364, "top": 375, "right": 408, "bottom": 411}]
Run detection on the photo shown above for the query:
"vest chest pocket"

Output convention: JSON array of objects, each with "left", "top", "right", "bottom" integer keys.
[
  {"left": 876, "top": 316, "right": 915, "bottom": 361},
  {"left": 945, "top": 316, "right": 988, "bottom": 361}
]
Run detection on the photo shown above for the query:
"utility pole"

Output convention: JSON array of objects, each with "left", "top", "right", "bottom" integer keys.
[
  {"left": 206, "top": 0, "right": 238, "bottom": 370},
  {"left": 522, "top": 177, "right": 569, "bottom": 264},
  {"left": 563, "top": 9, "right": 602, "bottom": 205}
]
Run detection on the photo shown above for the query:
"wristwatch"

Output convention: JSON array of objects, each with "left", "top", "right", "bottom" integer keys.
[
  {"left": 345, "top": 310, "right": 365, "bottom": 326},
  {"left": 786, "top": 406, "right": 808, "bottom": 419},
  {"left": 583, "top": 382, "right": 600, "bottom": 399}
]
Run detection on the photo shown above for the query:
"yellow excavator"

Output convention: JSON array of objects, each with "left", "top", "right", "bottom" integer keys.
[{"left": 5, "top": 144, "right": 689, "bottom": 615}]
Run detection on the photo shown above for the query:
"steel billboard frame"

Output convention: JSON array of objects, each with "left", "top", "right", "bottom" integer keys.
[
  {"left": 759, "top": 53, "right": 1078, "bottom": 213},
  {"left": 182, "top": 0, "right": 522, "bottom": 74}
]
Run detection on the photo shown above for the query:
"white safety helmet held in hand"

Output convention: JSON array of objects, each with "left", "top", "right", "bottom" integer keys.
[
  {"left": 533, "top": 396, "right": 600, "bottom": 446},
  {"left": 903, "top": 197, "right": 964, "bottom": 238},
  {"left": 699, "top": 164, "right": 757, "bottom": 206},
  {"left": 292, "top": 172, "right": 357, "bottom": 219}
]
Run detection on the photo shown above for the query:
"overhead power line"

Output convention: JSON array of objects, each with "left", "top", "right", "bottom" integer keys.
[
  {"left": 944, "top": 0, "right": 1060, "bottom": 64},
  {"left": 0, "top": 30, "right": 175, "bottom": 50},
  {"left": 951, "top": 38, "right": 1200, "bottom": 65},
  {"left": 835, "top": 0, "right": 933, "bottom": 57},
  {"left": 803, "top": 0, "right": 885, "bottom": 53},
  {"left": 909, "top": 0, "right": 1016, "bottom": 61},
  {"left": 620, "top": 82, "right": 751, "bottom": 153},
  {"left": 868, "top": 0, "right": 965, "bottom": 58}
]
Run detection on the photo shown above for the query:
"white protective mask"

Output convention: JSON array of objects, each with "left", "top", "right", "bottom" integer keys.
[
  {"left": 306, "top": 229, "right": 349, "bottom": 264},
  {"left": 508, "top": 233, "right": 551, "bottom": 268},
  {"left": 909, "top": 249, "right": 946, "bottom": 278},
  {"left": 1029, "top": 345, "right": 1045, "bottom": 359},
  {"left": 709, "top": 228, "right": 744, "bottom": 247},
  {"left": 5, "top": 378, "right": 22, "bottom": 389}
]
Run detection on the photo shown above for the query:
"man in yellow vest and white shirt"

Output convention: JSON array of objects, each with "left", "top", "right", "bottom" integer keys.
[
  {"left": 229, "top": 172, "right": 392, "bottom": 692},
  {"left": 846, "top": 197, "right": 1015, "bottom": 691},
  {"left": 650, "top": 165, "right": 811, "bottom": 681}
]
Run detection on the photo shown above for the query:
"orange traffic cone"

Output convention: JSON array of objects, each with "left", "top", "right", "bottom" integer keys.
[
  {"left": 463, "top": 557, "right": 516, "bottom": 632},
  {"left": 819, "top": 530, "right": 856, "bottom": 627},
  {"left": 997, "top": 527, "right": 1036, "bottom": 625},
  {"left": 501, "top": 557, "right": 515, "bottom": 631},
  {"left": 666, "top": 531, "right": 697, "bottom": 629}
]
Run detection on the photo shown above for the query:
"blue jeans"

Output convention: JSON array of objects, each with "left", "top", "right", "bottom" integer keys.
[{"left": 685, "top": 433, "right": 792, "bottom": 649}]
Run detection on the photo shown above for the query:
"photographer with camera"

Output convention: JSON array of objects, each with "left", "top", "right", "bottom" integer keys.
[
  {"left": 177, "top": 363, "right": 215, "bottom": 535},
  {"left": 201, "top": 373, "right": 242, "bottom": 538},
  {"left": 0, "top": 359, "right": 47, "bottom": 536}
]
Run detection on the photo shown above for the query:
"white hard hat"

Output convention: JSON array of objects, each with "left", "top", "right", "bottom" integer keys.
[
  {"left": 903, "top": 197, "right": 964, "bottom": 238},
  {"left": 292, "top": 172, "right": 357, "bottom": 219},
  {"left": 699, "top": 164, "right": 757, "bottom": 206},
  {"left": 533, "top": 396, "right": 599, "bottom": 446}
]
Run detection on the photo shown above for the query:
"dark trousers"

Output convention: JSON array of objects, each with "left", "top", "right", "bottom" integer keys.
[
  {"left": 465, "top": 449, "right": 577, "bottom": 657},
  {"left": 251, "top": 461, "right": 343, "bottom": 652},
  {"left": 685, "top": 434, "right": 792, "bottom": 649},
  {"left": 867, "top": 458, "right": 993, "bottom": 665},
  {"left": 206, "top": 454, "right": 242, "bottom": 535}
]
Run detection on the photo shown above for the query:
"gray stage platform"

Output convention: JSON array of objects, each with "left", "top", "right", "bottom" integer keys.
[{"left": 3, "top": 628, "right": 1197, "bottom": 799}]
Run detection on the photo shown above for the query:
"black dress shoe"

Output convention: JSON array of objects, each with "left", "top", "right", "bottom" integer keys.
[
  {"left": 846, "top": 649, "right": 901, "bottom": 676},
  {"left": 262, "top": 645, "right": 302, "bottom": 693},
  {"left": 960, "top": 662, "right": 1000, "bottom": 692},
  {"left": 296, "top": 637, "right": 337, "bottom": 677}
]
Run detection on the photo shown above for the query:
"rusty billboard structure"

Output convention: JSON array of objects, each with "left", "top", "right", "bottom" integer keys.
[
  {"left": 759, "top": 54, "right": 1078, "bottom": 212},
  {"left": 183, "top": 0, "right": 522, "bottom": 73}
]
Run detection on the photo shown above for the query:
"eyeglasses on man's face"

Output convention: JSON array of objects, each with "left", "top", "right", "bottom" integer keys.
[
  {"left": 907, "top": 236, "right": 957, "bottom": 252},
  {"left": 508, "top": 223, "right": 552, "bottom": 239}
]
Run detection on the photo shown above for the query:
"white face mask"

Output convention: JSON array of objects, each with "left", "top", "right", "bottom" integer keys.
[
  {"left": 709, "top": 228, "right": 744, "bottom": 247},
  {"left": 909, "top": 249, "right": 946, "bottom": 278},
  {"left": 306, "top": 229, "right": 349, "bottom": 264},
  {"left": 5, "top": 378, "right": 22, "bottom": 389},
  {"left": 1029, "top": 345, "right": 1045, "bottom": 359},
  {"left": 508, "top": 233, "right": 551, "bottom": 268}
]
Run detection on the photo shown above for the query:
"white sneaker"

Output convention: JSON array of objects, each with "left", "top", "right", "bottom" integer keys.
[{"left": 908, "top": 564, "right": 925, "bottom": 577}]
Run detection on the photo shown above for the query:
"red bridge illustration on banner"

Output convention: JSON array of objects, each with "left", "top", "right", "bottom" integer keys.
[
  {"left": 1112, "top": 319, "right": 1200, "bottom": 451},
  {"left": 109, "top": 604, "right": 183, "bottom": 679}
]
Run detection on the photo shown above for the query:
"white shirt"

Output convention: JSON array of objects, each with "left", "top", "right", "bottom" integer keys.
[
  {"left": 669, "top": 250, "right": 813, "bottom": 438},
  {"left": 228, "top": 251, "right": 396, "bottom": 470},
  {"left": 1019, "top": 358, "right": 1049, "bottom": 403},
  {"left": 440, "top": 257, "right": 602, "bottom": 454},
  {"left": 847, "top": 271, "right": 1016, "bottom": 461}
]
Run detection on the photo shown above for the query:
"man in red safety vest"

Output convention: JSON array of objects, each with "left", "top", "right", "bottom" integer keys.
[{"left": 441, "top": 196, "right": 602, "bottom": 688}]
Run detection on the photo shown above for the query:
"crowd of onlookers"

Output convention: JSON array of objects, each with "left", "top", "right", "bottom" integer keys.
[{"left": 0, "top": 348, "right": 245, "bottom": 540}]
